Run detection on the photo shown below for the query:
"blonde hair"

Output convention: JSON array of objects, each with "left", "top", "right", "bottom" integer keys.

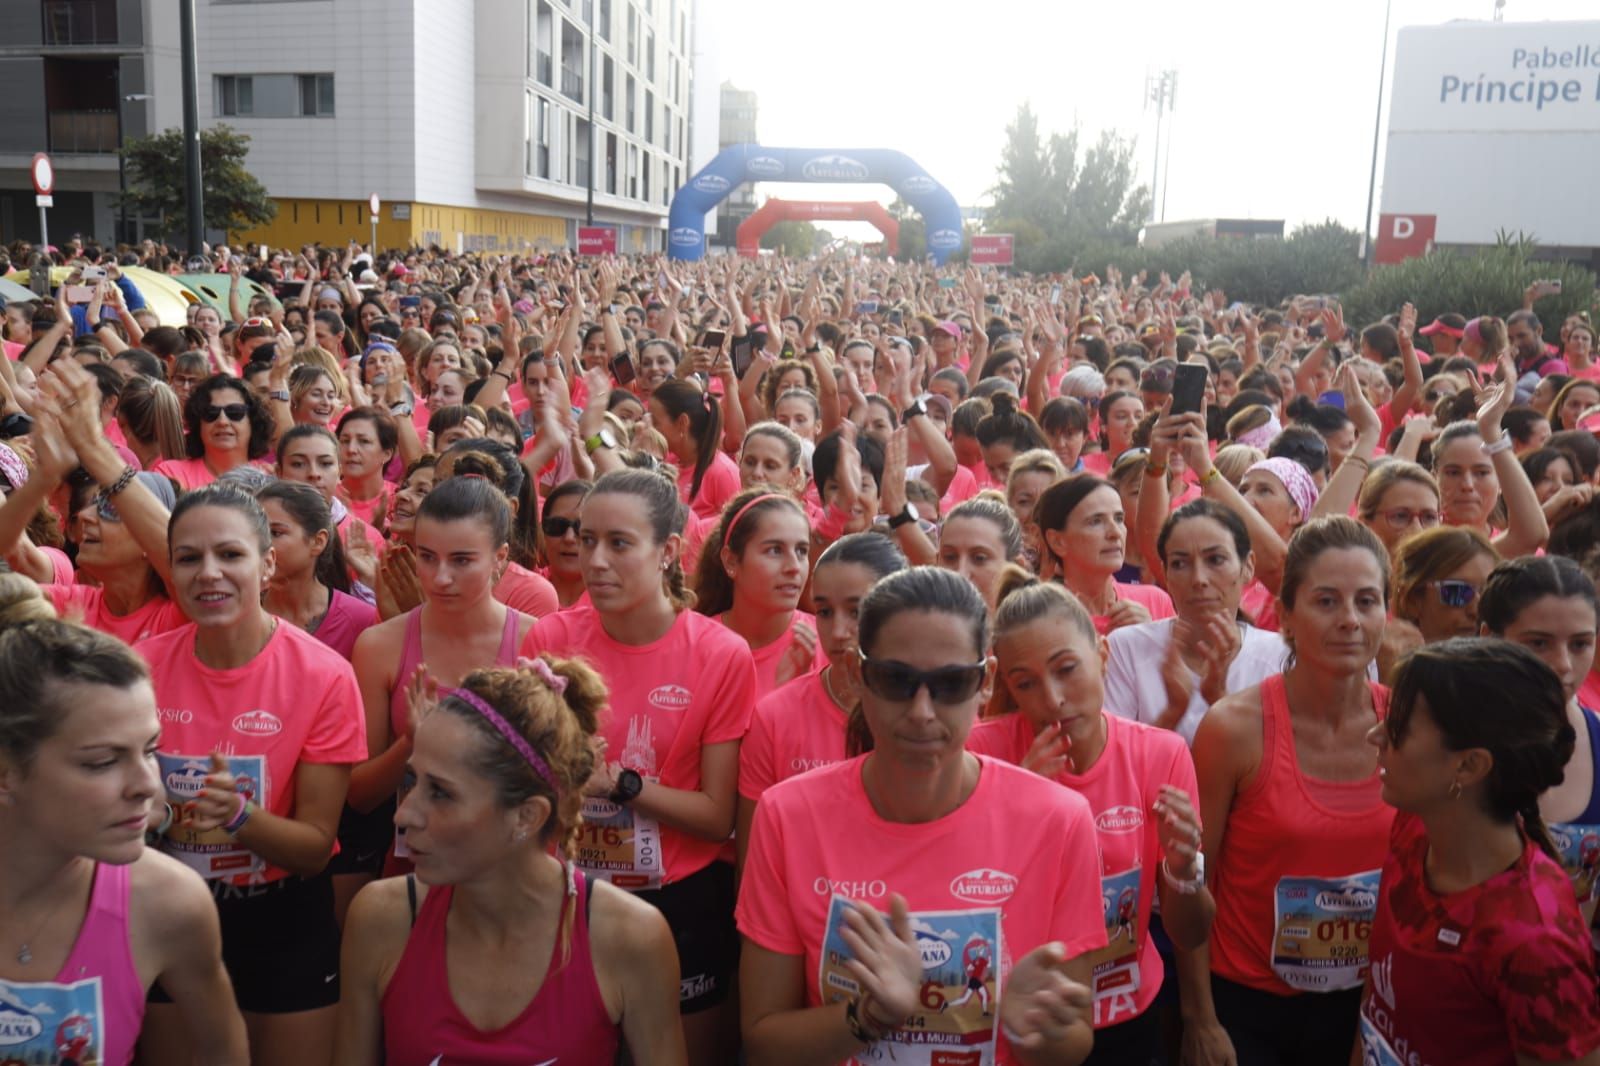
[
  {"left": 1213, "top": 443, "right": 1265, "bottom": 486},
  {"left": 1358, "top": 460, "right": 1439, "bottom": 520},
  {"left": 1005, "top": 448, "right": 1066, "bottom": 501},
  {"left": 290, "top": 346, "right": 350, "bottom": 405}
]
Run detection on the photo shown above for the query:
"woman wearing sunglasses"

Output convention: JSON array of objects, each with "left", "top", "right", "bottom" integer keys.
[
  {"left": 970, "top": 566, "right": 1213, "bottom": 1063},
  {"left": 1359, "top": 639, "right": 1600, "bottom": 1066},
  {"left": 738, "top": 566, "right": 1105, "bottom": 1065},
  {"left": 1182, "top": 517, "right": 1394, "bottom": 1066},
  {"left": 0, "top": 363, "right": 189, "bottom": 644},
  {"left": 1478, "top": 556, "right": 1600, "bottom": 927},
  {"left": 1356, "top": 461, "right": 1442, "bottom": 556},
  {"left": 536, "top": 478, "right": 591, "bottom": 608},
  {"left": 152, "top": 373, "right": 275, "bottom": 492},
  {"left": 736, "top": 533, "right": 907, "bottom": 869},
  {"left": 520, "top": 469, "right": 757, "bottom": 1064},
  {"left": 1034, "top": 474, "right": 1174, "bottom": 636},
  {"left": 1387, "top": 527, "right": 1500, "bottom": 675}
]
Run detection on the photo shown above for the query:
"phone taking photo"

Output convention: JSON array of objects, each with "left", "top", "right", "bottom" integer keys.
[
  {"left": 610, "top": 351, "right": 636, "bottom": 386},
  {"left": 1170, "top": 363, "right": 1208, "bottom": 416}
]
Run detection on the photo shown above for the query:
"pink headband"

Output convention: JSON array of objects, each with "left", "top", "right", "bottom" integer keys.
[
  {"left": 726, "top": 492, "right": 788, "bottom": 538},
  {"left": 1247, "top": 457, "right": 1319, "bottom": 522},
  {"left": 1235, "top": 413, "right": 1283, "bottom": 452},
  {"left": 448, "top": 687, "right": 561, "bottom": 794},
  {"left": 0, "top": 443, "right": 27, "bottom": 491}
]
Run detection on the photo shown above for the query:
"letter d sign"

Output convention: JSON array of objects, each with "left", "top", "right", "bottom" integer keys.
[
  {"left": 1392, "top": 217, "right": 1414, "bottom": 240},
  {"left": 1375, "top": 213, "right": 1436, "bottom": 265}
]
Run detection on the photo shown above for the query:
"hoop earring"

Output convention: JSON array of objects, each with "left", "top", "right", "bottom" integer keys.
[{"left": 1448, "top": 780, "right": 1462, "bottom": 801}]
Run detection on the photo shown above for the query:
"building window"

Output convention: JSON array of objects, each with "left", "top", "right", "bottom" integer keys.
[
  {"left": 298, "top": 74, "right": 334, "bottom": 117},
  {"left": 626, "top": 5, "right": 637, "bottom": 66},
  {"left": 644, "top": 89, "right": 653, "bottom": 144},
  {"left": 625, "top": 73, "right": 635, "bottom": 132},
  {"left": 217, "top": 75, "right": 253, "bottom": 116},
  {"left": 537, "top": 96, "right": 551, "bottom": 179},
  {"left": 645, "top": 31, "right": 654, "bottom": 81},
  {"left": 599, "top": 0, "right": 611, "bottom": 40}
]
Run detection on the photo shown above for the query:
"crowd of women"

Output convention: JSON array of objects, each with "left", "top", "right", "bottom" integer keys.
[{"left": 2, "top": 239, "right": 1600, "bottom": 1065}]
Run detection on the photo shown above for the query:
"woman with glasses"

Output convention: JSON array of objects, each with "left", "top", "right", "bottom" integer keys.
[
  {"left": 1478, "top": 556, "right": 1600, "bottom": 927},
  {"left": 537, "top": 479, "right": 591, "bottom": 608},
  {"left": 1359, "top": 639, "right": 1600, "bottom": 1066},
  {"left": 1034, "top": 474, "right": 1174, "bottom": 636},
  {"left": 1357, "top": 461, "right": 1442, "bottom": 556},
  {"left": 972, "top": 566, "right": 1214, "bottom": 1063},
  {"left": 1390, "top": 527, "right": 1500, "bottom": 664},
  {"left": 738, "top": 566, "right": 1105, "bottom": 1065},
  {"left": 152, "top": 373, "right": 275, "bottom": 491},
  {"left": 519, "top": 469, "right": 756, "bottom": 1064},
  {"left": 1181, "top": 517, "right": 1393, "bottom": 1066}
]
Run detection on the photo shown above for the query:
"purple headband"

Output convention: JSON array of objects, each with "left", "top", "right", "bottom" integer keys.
[
  {"left": 448, "top": 687, "right": 561, "bottom": 795},
  {"left": 1235, "top": 412, "right": 1283, "bottom": 452},
  {"left": 1247, "top": 457, "right": 1319, "bottom": 521}
]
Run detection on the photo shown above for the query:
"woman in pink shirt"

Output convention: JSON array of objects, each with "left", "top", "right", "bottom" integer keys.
[
  {"left": 257, "top": 480, "right": 376, "bottom": 661},
  {"left": 1035, "top": 474, "right": 1175, "bottom": 636},
  {"left": 334, "top": 658, "right": 687, "bottom": 1066},
  {"left": 152, "top": 374, "right": 274, "bottom": 491},
  {"left": 737, "top": 566, "right": 1107, "bottom": 1065},
  {"left": 537, "top": 478, "right": 590, "bottom": 608},
  {"left": 736, "top": 532, "right": 908, "bottom": 867},
  {"left": 137, "top": 484, "right": 367, "bottom": 1066},
  {"left": 694, "top": 489, "right": 821, "bottom": 698},
  {"left": 434, "top": 439, "right": 560, "bottom": 619},
  {"left": 519, "top": 468, "right": 757, "bottom": 1063},
  {"left": 975, "top": 567, "right": 1214, "bottom": 1062},
  {"left": 335, "top": 407, "right": 397, "bottom": 527},
  {"left": 0, "top": 594, "right": 247, "bottom": 1066},
  {"left": 651, "top": 379, "right": 741, "bottom": 522},
  {"left": 938, "top": 493, "right": 1026, "bottom": 614}
]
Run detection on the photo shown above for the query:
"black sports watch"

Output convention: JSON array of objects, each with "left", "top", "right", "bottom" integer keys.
[
  {"left": 887, "top": 503, "right": 919, "bottom": 530},
  {"left": 609, "top": 768, "right": 643, "bottom": 805},
  {"left": 901, "top": 399, "right": 927, "bottom": 422}
]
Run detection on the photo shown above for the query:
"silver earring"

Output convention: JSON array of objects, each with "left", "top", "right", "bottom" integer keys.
[{"left": 514, "top": 829, "right": 528, "bottom": 843}]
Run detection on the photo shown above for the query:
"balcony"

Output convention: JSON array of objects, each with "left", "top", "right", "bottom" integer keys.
[
  {"left": 560, "top": 66, "right": 583, "bottom": 103},
  {"left": 535, "top": 51, "right": 553, "bottom": 86},
  {"left": 48, "top": 109, "right": 117, "bottom": 153},
  {"left": 43, "top": 0, "right": 119, "bottom": 46}
]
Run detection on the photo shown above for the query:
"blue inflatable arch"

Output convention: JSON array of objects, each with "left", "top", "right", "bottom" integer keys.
[{"left": 668, "top": 146, "right": 964, "bottom": 263}]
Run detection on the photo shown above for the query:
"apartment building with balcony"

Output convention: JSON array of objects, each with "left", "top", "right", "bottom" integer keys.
[
  {"left": 712, "top": 79, "right": 755, "bottom": 247},
  {"left": 0, "top": 0, "right": 698, "bottom": 253}
]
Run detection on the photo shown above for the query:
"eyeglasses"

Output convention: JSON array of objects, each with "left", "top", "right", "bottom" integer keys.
[
  {"left": 1428, "top": 579, "right": 1479, "bottom": 608},
  {"left": 541, "top": 515, "right": 581, "bottom": 538},
  {"left": 1375, "top": 507, "right": 1441, "bottom": 530},
  {"left": 858, "top": 651, "right": 987, "bottom": 704},
  {"left": 202, "top": 403, "right": 249, "bottom": 423}
]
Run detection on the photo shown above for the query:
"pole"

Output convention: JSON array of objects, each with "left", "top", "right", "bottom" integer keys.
[
  {"left": 1362, "top": 0, "right": 1393, "bottom": 268},
  {"left": 1149, "top": 105, "right": 1163, "bottom": 225},
  {"left": 585, "top": 21, "right": 596, "bottom": 226},
  {"left": 116, "top": 71, "right": 126, "bottom": 246},
  {"left": 179, "top": 0, "right": 204, "bottom": 257},
  {"left": 1159, "top": 72, "right": 1176, "bottom": 223},
  {"left": 38, "top": 205, "right": 48, "bottom": 253}
]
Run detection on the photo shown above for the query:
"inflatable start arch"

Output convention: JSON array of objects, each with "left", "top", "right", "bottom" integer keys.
[
  {"left": 736, "top": 199, "right": 899, "bottom": 258},
  {"left": 667, "top": 146, "right": 963, "bottom": 263}
]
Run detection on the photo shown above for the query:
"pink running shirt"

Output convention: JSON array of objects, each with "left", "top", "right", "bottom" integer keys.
[
  {"left": 743, "top": 610, "right": 827, "bottom": 701},
  {"left": 738, "top": 668, "right": 847, "bottom": 803},
  {"left": 48, "top": 584, "right": 189, "bottom": 645}
]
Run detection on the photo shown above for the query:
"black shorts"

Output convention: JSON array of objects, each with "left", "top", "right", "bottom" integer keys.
[
  {"left": 1211, "top": 974, "right": 1361, "bottom": 1066},
  {"left": 326, "top": 798, "right": 395, "bottom": 877},
  {"left": 151, "top": 872, "right": 342, "bottom": 1014},
  {"left": 633, "top": 861, "right": 737, "bottom": 1015}
]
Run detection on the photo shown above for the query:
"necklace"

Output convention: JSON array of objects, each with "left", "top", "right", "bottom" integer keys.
[
  {"left": 821, "top": 665, "right": 852, "bottom": 711},
  {"left": 11, "top": 863, "right": 84, "bottom": 965}
]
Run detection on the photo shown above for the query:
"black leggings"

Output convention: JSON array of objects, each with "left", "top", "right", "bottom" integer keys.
[{"left": 1210, "top": 975, "right": 1362, "bottom": 1066}]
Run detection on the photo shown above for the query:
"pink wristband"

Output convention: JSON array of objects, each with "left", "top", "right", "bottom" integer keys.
[{"left": 222, "top": 791, "right": 252, "bottom": 835}]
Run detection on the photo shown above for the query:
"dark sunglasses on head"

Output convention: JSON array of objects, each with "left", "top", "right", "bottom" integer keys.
[
  {"left": 858, "top": 651, "right": 987, "bottom": 704},
  {"left": 541, "top": 515, "right": 581, "bottom": 538},
  {"left": 202, "top": 403, "right": 249, "bottom": 423},
  {"left": 1429, "top": 579, "right": 1479, "bottom": 608}
]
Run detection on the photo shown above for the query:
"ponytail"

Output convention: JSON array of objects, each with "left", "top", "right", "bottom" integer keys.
[
  {"left": 653, "top": 379, "right": 722, "bottom": 504},
  {"left": 1520, "top": 801, "right": 1562, "bottom": 865}
]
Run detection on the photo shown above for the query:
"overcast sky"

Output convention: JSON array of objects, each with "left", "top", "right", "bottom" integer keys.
[{"left": 695, "top": 0, "right": 1597, "bottom": 238}]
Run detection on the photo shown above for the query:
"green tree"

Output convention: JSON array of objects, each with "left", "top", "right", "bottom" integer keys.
[
  {"left": 887, "top": 198, "right": 926, "bottom": 261},
  {"left": 119, "top": 124, "right": 276, "bottom": 240},
  {"left": 760, "top": 220, "right": 823, "bottom": 256}
]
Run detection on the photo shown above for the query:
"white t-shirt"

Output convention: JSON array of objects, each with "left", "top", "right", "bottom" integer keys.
[{"left": 1103, "top": 617, "right": 1289, "bottom": 744}]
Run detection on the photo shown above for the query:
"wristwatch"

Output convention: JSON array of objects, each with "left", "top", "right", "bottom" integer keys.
[
  {"left": 887, "top": 503, "right": 919, "bottom": 530},
  {"left": 901, "top": 399, "right": 927, "bottom": 422},
  {"left": 609, "top": 768, "right": 643, "bottom": 805},
  {"left": 389, "top": 401, "right": 414, "bottom": 416},
  {"left": 268, "top": 388, "right": 290, "bottom": 403},
  {"left": 585, "top": 427, "right": 619, "bottom": 456}
]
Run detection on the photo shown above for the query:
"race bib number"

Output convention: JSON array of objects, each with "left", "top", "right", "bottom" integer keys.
[
  {"left": 0, "top": 976, "right": 105, "bottom": 1064},
  {"left": 818, "top": 895, "right": 1000, "bottom": 1066},
  {"left": 1550, "top": 822, "right": 1600, "bottom": 906},
  {"left": 1087, "top": 867, "right": 1142, "bottom": 1021},
  {"left": 1358, "top": 1012, "right": 1405, "bottom": 1066},
  {"left": 576, "top": 787, "right": 663, "bottom": 890},
  {"left": 157, "top": 752, "right": 268, "bottom": 881},
  {"left": 1272, "top": 871, "right": 1380, "bottom": 992}
]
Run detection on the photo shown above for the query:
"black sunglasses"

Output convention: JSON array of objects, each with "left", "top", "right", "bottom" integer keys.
[
  {"left": 202, "top": 403, "right": 248, "bottom": 423},
  {"left": 858, "top": 651, "right": 987, "bottom": 704},
  {"left": 541, "top": 515, "right": 581, "bottom": 538}
]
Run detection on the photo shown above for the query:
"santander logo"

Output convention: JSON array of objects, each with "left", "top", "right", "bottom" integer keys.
[
  {"left": 1095, "top": 805, "right": 1144, "bottom": 833},
  {"left": 648, "top": 684, "right": 691, "bottom": 710},
  {"left": 950, "top": 867, "right": 1018, "bottom": 904},
  {"left": 232, "top": 709, "right": 283, "bottom": 737}
]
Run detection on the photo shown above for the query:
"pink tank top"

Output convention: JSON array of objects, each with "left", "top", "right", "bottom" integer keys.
[
  {"left": 0, "top": 863, "right": 145, "bottom": 1066},
  {"left": 1208, "top": 673, "right": 1394, "bottom": 996},
  {"left": 380, "top": 868, "right": 618, "bottom": 1066},
  {"left": 390, "top": 605, "right": 523, "bottom": 738}
]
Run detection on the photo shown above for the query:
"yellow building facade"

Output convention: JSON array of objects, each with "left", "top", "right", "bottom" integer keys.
[{"left": 235, "top": 198, "right": 572, "bottom": 255}]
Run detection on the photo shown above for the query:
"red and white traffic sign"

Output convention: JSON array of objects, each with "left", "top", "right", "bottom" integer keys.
[
  {"left": 369, "top": 193, "right": 381, "bottom": 217},
  {"left": 31, "top": 153, "right": 54, "bottom": 196}
]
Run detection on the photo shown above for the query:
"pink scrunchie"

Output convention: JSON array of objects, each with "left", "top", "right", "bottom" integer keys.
[
  {"left": 1247, "top": 457, "right": 1319, "bottom": 522},
  {"left": 0, "top": 442, "right": 26, "bottom": 490}
]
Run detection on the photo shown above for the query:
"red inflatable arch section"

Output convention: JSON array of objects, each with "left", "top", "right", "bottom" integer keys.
[{"left": 736, "top": 198, "right": 899, "bottom": 257}]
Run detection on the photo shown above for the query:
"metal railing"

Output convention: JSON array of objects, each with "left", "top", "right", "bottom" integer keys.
[
  {"left": 48, "top": 109, "right": 118, "bottom": 153},
  {"left": 43, "top": 0, "right": 119, "bottom": 45},
  {"left": 535, "top": 52, "right": 553, "bottom": 85},
  {"left": 560, "top": 66, "right": 584, "bottom": 102}
]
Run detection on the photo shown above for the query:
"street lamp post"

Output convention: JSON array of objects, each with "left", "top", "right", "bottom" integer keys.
[{"left": 1363, "top": 0, "right": 1394, "bottom": 268}]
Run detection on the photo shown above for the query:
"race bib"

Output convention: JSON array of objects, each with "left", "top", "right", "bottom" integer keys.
[
  {"left": 575, "top": 786, "right": 663, "bottom": 890},
  {"left": 1550, "top": 822, "right": 1600, "bottom": 906},
  {"left": 1359, "top": 1012, "right": 1404, "bottom": 1066},
  {"left": 0, "top": 976, "right": 105, "bottom": 1063},
  {"left": 818, "top": 895, "right": 1000, "bottom": 1066},
  {"left": 157, "top": 752, "right": 268, "bottom": 881},
  {"left": 1086, "top": 867, "right": 1142, "bottom": 1023},
  {"left": 1272, "top": 871, "right": 1381, "bottom": 992}
]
